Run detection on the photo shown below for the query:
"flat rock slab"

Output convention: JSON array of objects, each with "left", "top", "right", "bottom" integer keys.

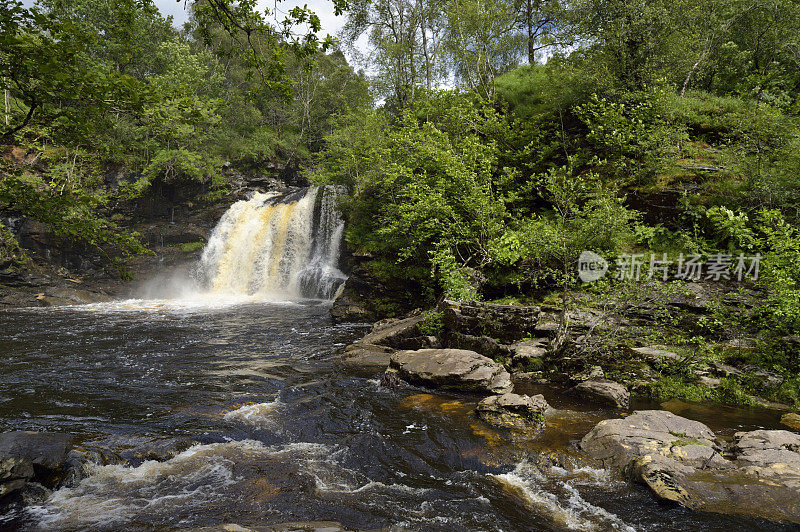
[
  {"left": 341, "top": 343, "right": 395, "bottom": 367},
  {"left": 568, "top": 380, "right": 630, "bottom": 409},
  {"left": 389, "top": 349, "right": 512, "bottom": 394},
  {"left": 580, "top": 410, "right": 800, "bottom": 524}
]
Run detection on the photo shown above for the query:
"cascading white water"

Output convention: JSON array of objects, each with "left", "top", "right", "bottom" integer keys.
[{"left": 197, "top": 186, "right": 347, "bottom": 300}]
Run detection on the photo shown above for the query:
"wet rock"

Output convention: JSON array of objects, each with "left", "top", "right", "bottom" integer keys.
[
  {"left": 388, "top": 349, "right": 513, "bottom": 394},
  {"left": 475, "top": 393, "right": 549, "bottom": 430},
  {"left": 581, "top": 411, "right": 800, "bottom": 524},
  {"left": 341, "top": 343, "right": 395, "bottom": 367},
  {"left": 568, "top": 380, "right": 630, "bottom": 409},
  {"left": 439, "top": 300, "right": 539, "bottom": 344},
  {"left": 330, "top": 278, "right": 376, "bottom": 323},
  {"left": 781, "top": 413, "right": 800, "bottom": 432},
  {"left": 0, "top": 431, "right": 74, "bottom": 498},
  {"left": 190, "top": 522, "right": 358, "bottom": 532}
]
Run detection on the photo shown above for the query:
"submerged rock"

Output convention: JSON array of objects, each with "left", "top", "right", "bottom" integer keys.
[
  {"left": 0, "top": 431, "right": 74, "bottom": 498},
  {"left": 475, "top": 393, "right": 549, "bottom": 430},
  {"left": 580, "top": 410, "right": 800, "bottom": 524},
  {"left": 568, "top": 379, "right": 630, "bottom": 409},
  {"left": 388, "top": 349, "right": 513, "bottom": 394}
]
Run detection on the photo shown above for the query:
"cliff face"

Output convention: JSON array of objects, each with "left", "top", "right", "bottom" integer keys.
[{"left": 0, "top": 157, "right": 306, "bottom": 308}]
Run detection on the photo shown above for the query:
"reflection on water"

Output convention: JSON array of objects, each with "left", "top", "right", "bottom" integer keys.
[{"left": 0, "top": 301, "right": 792, "bottom": 531}]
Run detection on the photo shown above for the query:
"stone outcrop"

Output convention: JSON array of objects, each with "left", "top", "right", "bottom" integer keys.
[
  {"left": 439, "top": 300, "right": 539, "bottom": 344},
  {"left": 580, "top": 410, "right": 800, "bottom": 524},
  {"left": 388, "top": 349, "right": 513, "bottom": 394},
  {"left": 0, "top": 431, "right": 74, "bottom": 499},
  {"left": 475, "top": 393, "right": 549, "bottom": 430},
  {"left": 568, "top": 379, "right": 630, "bottom": 409}
]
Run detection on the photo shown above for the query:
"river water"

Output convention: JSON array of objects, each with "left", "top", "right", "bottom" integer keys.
[{"left": 0, "top": 298, "right": 792, "bottom": 531}]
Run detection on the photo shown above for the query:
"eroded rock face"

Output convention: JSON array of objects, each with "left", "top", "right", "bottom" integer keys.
[
  {"left": 475, "top": 393, "right": 549, "bottom": 430},
  {"left": 580, "top": 411, "right": 800, "bottom": 524},
  {"left": 0, "top": 431, "right": 74, "bottom": 498},
  {"left": 568, "top": 380, "right": 630, "bottom": 409},
  {"left": 439, "top": 300, "right": 540, "bottom": 344},
  {"left": 388, "top": 349, "right": 513, "bottom": 394}
]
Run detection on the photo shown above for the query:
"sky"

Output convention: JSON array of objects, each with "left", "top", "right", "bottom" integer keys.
[{"left": 152, "top": 0, "right": 347, "bottom": 38}]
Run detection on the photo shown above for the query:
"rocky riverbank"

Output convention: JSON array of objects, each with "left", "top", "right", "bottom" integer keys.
[{"left": 339, "top": 298, "right": 800, "bottom": 525}]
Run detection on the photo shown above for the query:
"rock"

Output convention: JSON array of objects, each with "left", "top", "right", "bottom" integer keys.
[
  {"left": 580, "top": 411, "right": 800, "bottom": 524},
  {"left": 476, "top": 393, "right": 549, "bottom": 430},
  {"left": 569, "top": 365, "right": 605, "bottom": 382},
  {"left": 341, "top": 343, "right": 395, "bottom": 367},
  {"left": 388, "top": 349, "right": 513, "bottom": 394},
  {"left": 568, "top": 380, "right": 630, "bottom": 409},
  {"left": 359, "top": 313, "right": 426, "bottom": 350},
  {"left": 697, "top": 375, "right": 721, "bottom": 388},
  {"left": 439, "top": 300, "right": 539, "bottom": 344},
  {"left": 510, "top": 339, "right": 547, "bottom": 365},
  {"left": 0, "top": 431, "right": 73, "bottom": 498},
  {"left": 781, "top": 413, "right": 800, "bottom": 432},
  {"left": 446, "top": 332, "right": 513, "bottom": 359},
  {"left": 628, "top": 346, "right": 683, "bottom": 363},
  {"left": 709, "top": 361, "right": 742, "bottom": 378},
  {"left": 733, "top": 430, "right": 800, "bottom": 468},
  {"left": 580, "top": 410, "right": 719, "bottom": 470},
  {"left": 533, "top": 321, "right": 560, "bottom": 337},
  {"left": 330, "top": 278, "right": 376, "bottom": 324}
]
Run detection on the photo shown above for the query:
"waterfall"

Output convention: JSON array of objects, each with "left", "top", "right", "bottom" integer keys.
[{"left": 197, "top": 186, "right": 347, "bottom": 300}]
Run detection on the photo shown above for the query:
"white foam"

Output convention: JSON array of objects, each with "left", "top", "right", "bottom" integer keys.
[
  {"left": 223, "top": 400, "right": 282, "bottom": 426},
  {"left": 490, "top": 461, "right": 635, "bottom": 531}
]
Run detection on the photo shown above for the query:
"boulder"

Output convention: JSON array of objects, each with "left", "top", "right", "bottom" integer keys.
[
  {"left": 580, "top": 410, "right": 719, "bottom": 470},
  {"left": 388, "top": 349, "right": 513, "bottom": 394},
  {"left": 781, "top": 413, "right": 800, "bottom": 432},
  {"left": 0, "top": 431, "right": 74, "bottom": 498},
  {"left": 439, "top": 300, "right": 539, "bottom": 344},
  {"left": 580, "top": 411, "right": 800, "bottom": 524},
  {"left": 568, "top": 380, "right": 630, "bottom": 409},
  {"left": 476, "top": 393, "right": 549, "bottom": 430}
]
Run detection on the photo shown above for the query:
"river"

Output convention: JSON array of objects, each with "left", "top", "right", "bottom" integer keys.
[{"left": 0, "top": 298, "right": 792, "bottom": 531}]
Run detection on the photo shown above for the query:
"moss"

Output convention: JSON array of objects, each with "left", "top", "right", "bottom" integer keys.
[{"left": 179, "top": 241, "right": 205, "bottom": 253}]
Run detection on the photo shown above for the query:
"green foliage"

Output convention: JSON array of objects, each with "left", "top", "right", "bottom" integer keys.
[{"left": 417, "top": 311, "right": 444, "bottom": 337}]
